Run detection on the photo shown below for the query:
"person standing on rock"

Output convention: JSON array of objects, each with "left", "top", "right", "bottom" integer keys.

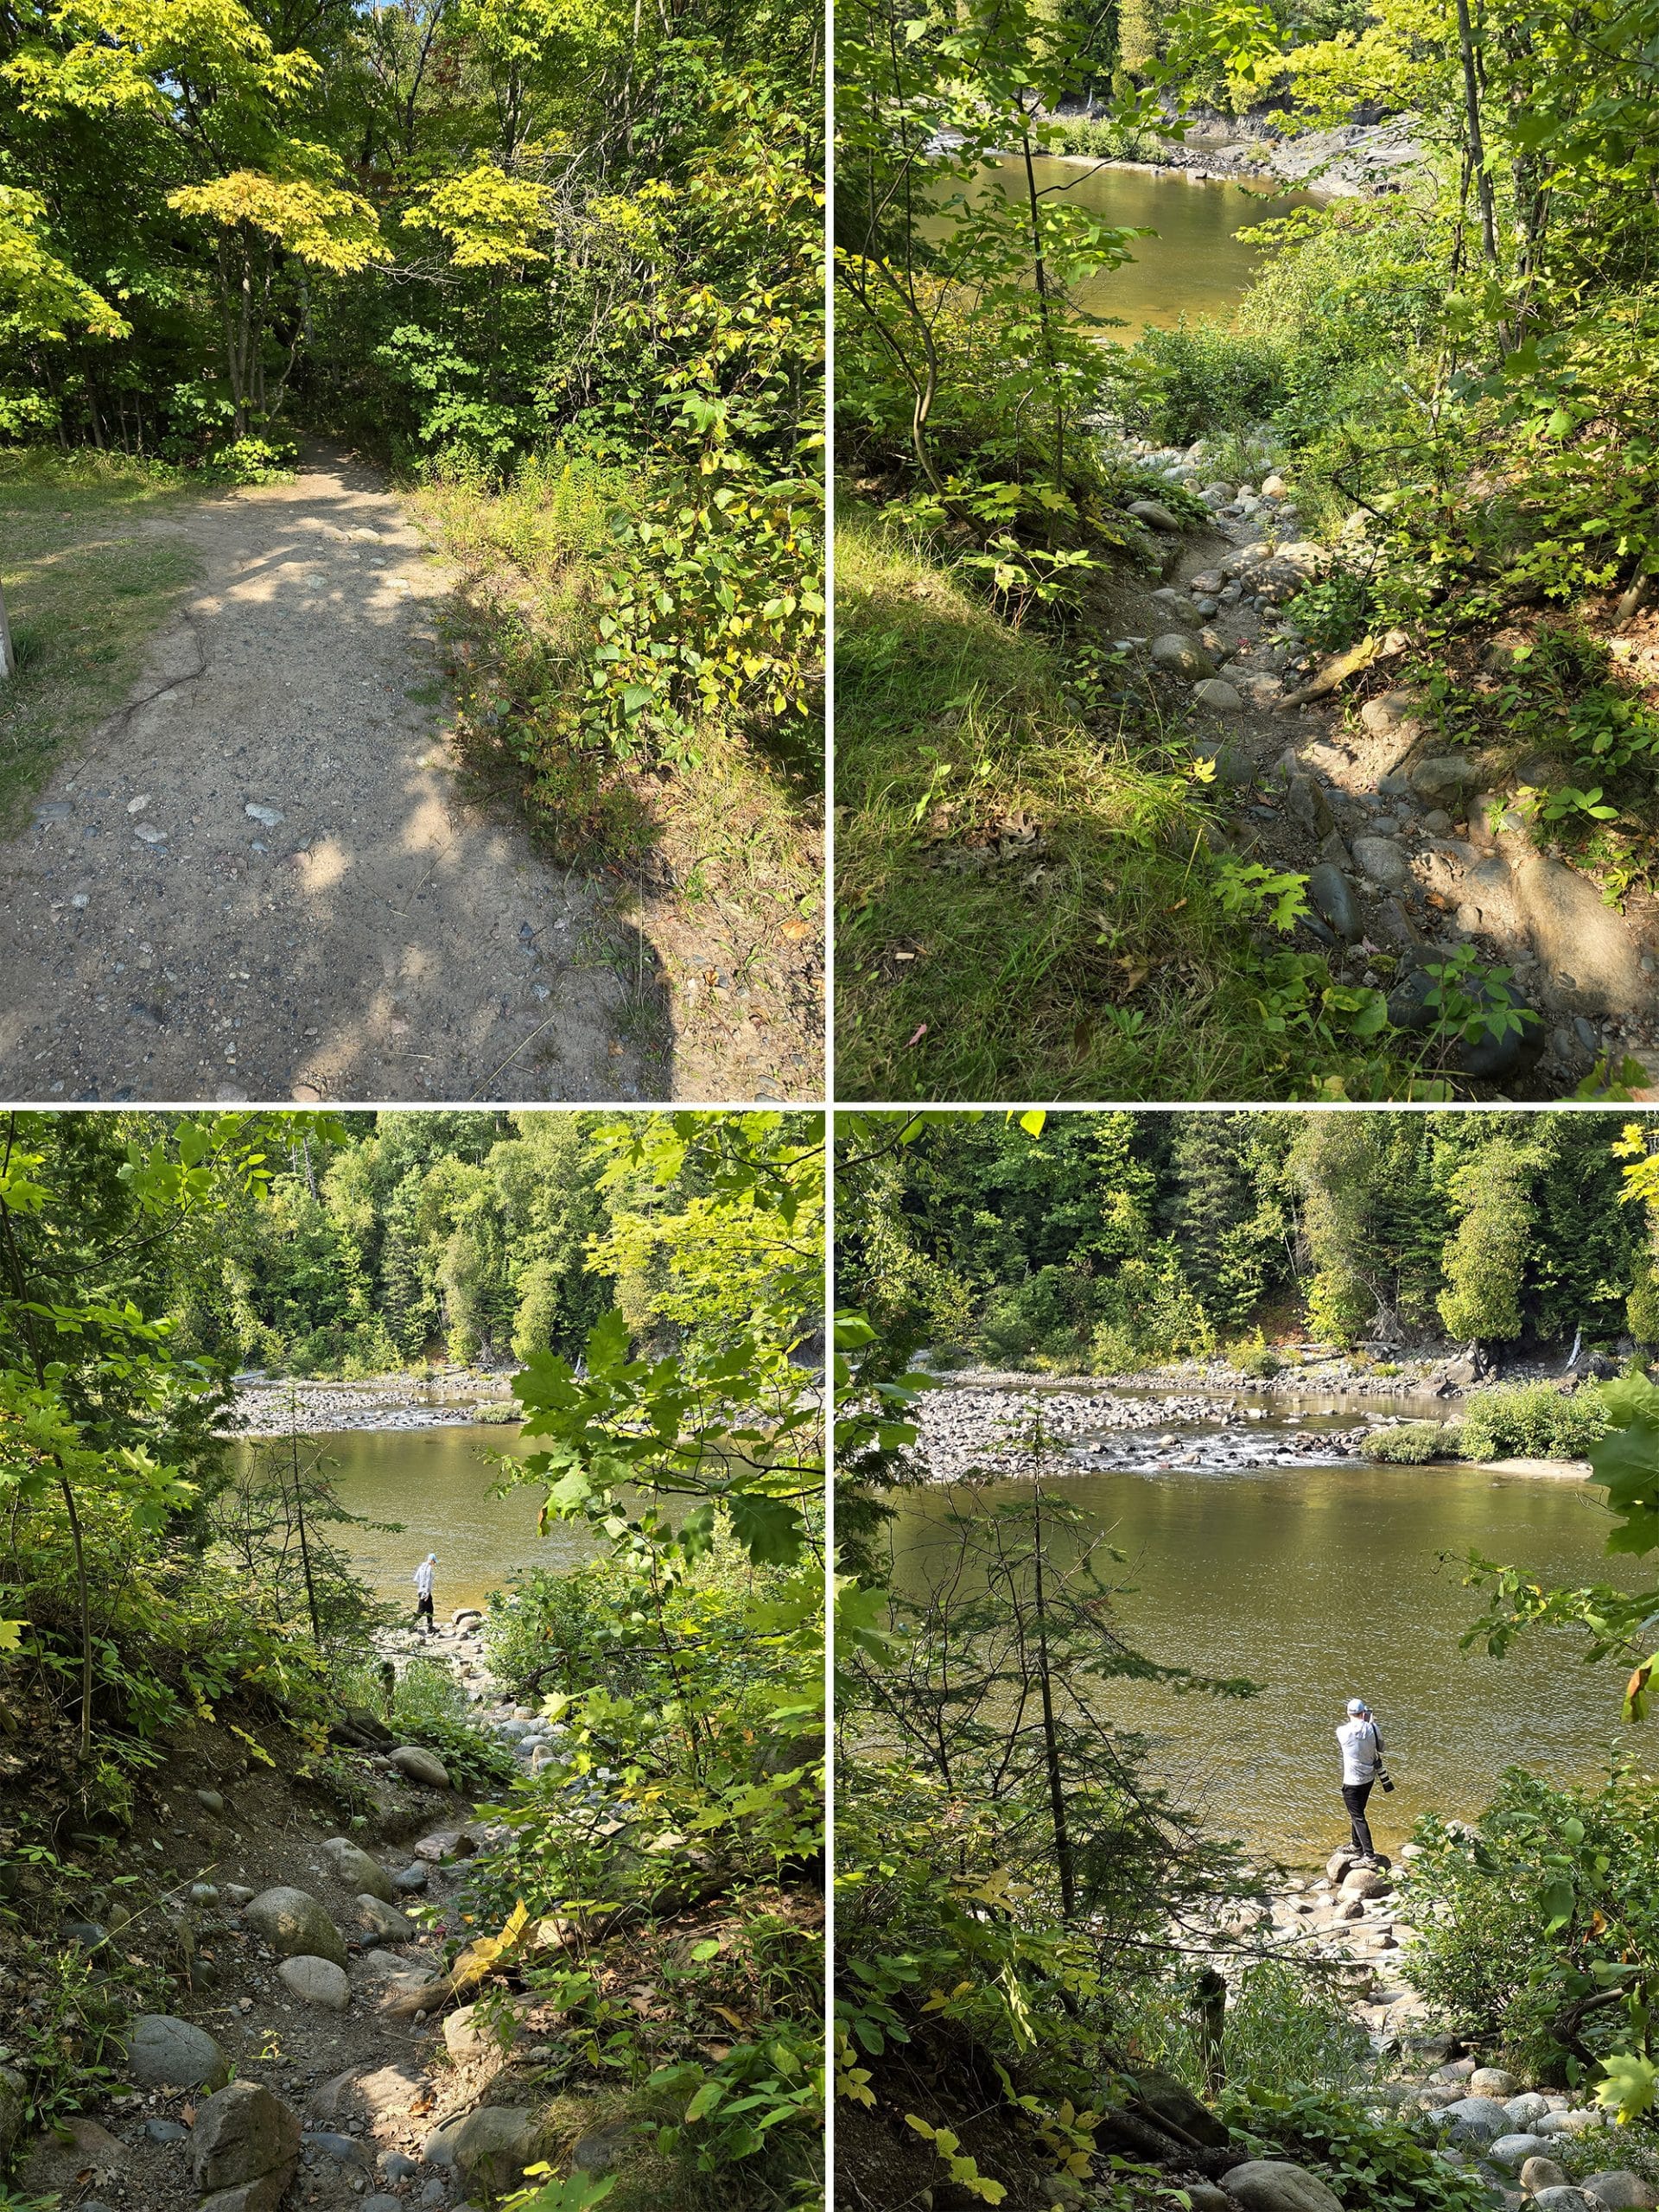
[
  {"left": 1337, "top": 1697, "right": 1386, "bottom": 1862},
  {"left": 412, "top": 1553, "right": 437, "bottom": 1636}
]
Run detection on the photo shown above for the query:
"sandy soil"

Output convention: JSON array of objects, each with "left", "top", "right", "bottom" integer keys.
[{"left": 0, "top": 446, "right": 652, "bottom": 1103}]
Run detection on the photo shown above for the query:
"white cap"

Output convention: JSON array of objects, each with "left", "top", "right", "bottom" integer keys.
[{"left": 1346, "top": 1698, "right": 1368, "bottom": 1715}]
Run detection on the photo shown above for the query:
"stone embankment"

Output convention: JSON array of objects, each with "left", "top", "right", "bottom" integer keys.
[
  {"left": 1099, "top": 430, "right": 1659, "bottom": 1096},
  {"left": 9, "top": 1606, "right": 622, "bottom": 2212}
]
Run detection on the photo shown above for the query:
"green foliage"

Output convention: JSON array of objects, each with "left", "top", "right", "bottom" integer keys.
[
  {"left": 1402, "top": 1766, "right": 1659, "bottom": 2093},
  {"left": 835, "top": 1110, "right": 1659, "bottom": 1375},
  {"left": 1456, "top": 1382, "right": 1611, "bottom": 1462},
  {"left": 1367, "top": 1421, "right": 1455, "bottom": 1464},
  {"left": 1121, "top": 1959, "right": 1371, "bottom": 2101},
  {"left": 1224, "top": 2090, "right": 1498, "bottom": 2211}
]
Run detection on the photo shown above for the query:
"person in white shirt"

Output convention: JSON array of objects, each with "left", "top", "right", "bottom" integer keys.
[
  {"left": 1336, "top": 1697, "right": 1385, "bottom": 1862},
  {"left": 412, "top": 1553, "right": 437, "bottom": 1636}
]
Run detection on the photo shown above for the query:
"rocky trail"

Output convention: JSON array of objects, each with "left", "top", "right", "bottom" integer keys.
[
  {"left": 1104, "top": 438, "right": 1659, "bottom": 1099},
  {"left": 3, "top": 1612, "right": 634, "bottom": 2212},
  {"left": 0, "top": 444, "right": 651, "bottom": 1104}
]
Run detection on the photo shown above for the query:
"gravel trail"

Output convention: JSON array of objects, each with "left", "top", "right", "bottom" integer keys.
[{"left": 0, "top": 445, "right": 647, "bottom": 1103}]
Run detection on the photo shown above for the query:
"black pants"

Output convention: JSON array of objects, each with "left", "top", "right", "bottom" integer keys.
[
  {"left": 416, "top": 1592, "right": 435, "bottom": 1632},
  {"left": 1342, "top": 1780, "right": 1376, "bottom": 1859}
]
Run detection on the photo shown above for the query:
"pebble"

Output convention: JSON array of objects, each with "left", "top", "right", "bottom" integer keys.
[{"left": 244, "top": 804, "right": 284, "bottom": 828}]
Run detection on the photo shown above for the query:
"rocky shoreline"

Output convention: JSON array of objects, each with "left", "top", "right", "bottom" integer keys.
[
  {"left": 1046, "top": 114, "right": 1427, "bottom": 197},
  {"left": 227, "top": 1371, "right": 519, "bottom": 1439}
]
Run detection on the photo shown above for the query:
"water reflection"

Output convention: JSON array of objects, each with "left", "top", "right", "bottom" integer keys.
[{"left": 887, "top": 1454, "right": 1634, "bottom": 1865}]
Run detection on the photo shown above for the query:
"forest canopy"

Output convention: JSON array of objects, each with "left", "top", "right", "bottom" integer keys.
[{"left": 836, "top": 1110, "right": 1659, "bottom": 1365}]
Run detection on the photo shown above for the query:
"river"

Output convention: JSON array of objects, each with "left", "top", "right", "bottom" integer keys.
[
  {"left": 963, "top": 156, "right": 1323, "bottom": 330},
  {"left": 233, "top": 1421, "right": 594, "bottom": 1615},
  {"left": 886, "top": 1389, "right": 1639, "bottom": 1866}
]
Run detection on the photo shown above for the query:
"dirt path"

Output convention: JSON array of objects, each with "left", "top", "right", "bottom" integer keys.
[{"left": 0, "top": 445, "right": 652, "bottom": 1103}]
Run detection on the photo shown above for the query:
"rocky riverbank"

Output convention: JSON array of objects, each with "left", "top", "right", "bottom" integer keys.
[
  {"left": 1050, "top": 113, "right": 1427, "bottom": 197},
  {"left": 1204, "top": 1847, "right": 1656, "bottom": 2210},
  {"left": 228, "top": 1371, "right": 518, "bottom": 1439}
]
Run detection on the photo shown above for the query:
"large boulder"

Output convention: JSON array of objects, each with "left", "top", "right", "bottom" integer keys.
[
  {"left": 1531, "top": 2194, "right": 1599, "bottom": 2212},
  {"left": 388, "top": 1745, "right": 450, "bottom": 1789},
  {"left": 124, "top": 2013, "right": 231, "bottom": 2091},
  {"left": 1223, "top": 2160, "right": 1345, "bottom": 2212},
  {"left": 1522, "top": 2159, "right": 1572, "bottom": 2195},
  {"left": 191, "top": 2081, "right": 302, "bottom": 2210},
  {"left": 277, "top": 1955, "right": 351, "bottom": 2010},
  {"left": 321, "top": 1837, "right": 397, "bottom": 1904},
  {"left": 245, "top": 1886, "right": 346, "bottom": 1968},
  {"left": 1339, "top": 1866, "right": 1393, "bottom": 1900},
  {"left": 1510, "top": 850, "right": 1646, "bottom": 1014},
  {"left": 444, "top": 1998, "right": 531, "bottom": 2064},
  {"left": 21, "top": 2115, "right": 130, "bottom": 2198},
  {"left": 1505, "top": 2091, "right": 1552, "bottom": 2127},
  {"left": 1582, "top": 2177, "right": 1659, "bottom": 2209}
]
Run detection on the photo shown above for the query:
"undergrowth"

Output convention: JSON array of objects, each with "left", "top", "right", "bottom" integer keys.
[{"left": 0, "top": 452, "right": 200, "bottom": 825}]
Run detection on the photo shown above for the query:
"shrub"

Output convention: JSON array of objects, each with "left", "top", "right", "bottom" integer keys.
[
  {"left": 1119, "top": 1959, "right": 1372, "bottom": 2101},
  {"left": 1402, "top": 1765, "right": 1659, "bottom": 2087},
  {"left": 1107, "top": 320, "right": 1293, "bottom": 447},
  {"left": 1235, "top": 1334, "right": 1281, "bottom": 1380},
  {"left": 1367, "top": 1421, "right": 1453, "bottom": 1464},
  {"left": 1456, "top": 1382, "right": 1610, "bottom": 1461}
]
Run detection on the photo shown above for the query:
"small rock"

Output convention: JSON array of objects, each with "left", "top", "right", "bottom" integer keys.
[
  {"left": 1504, "top": 2094, "right": 1551, "bottom": 2128},
  {"left": 1409, "top": 754, "right": 1480, "bottom": 798},
  {"left": 448, "top": 2107, "right": 546, "bottom": 2196},
  {"left": 190, "top": 1882, "right": 220, "bottom": 1907},
  {"left": 321, "top": 1837, "right": 397, "bottom": 1904},
  {"left": 364, "top": 2199, "right": 405, "bottom": 2212},
  {"left": 391, "top": 1862, "right": 429, "bottom": 1894},
  {"left": 144, "top": 2118, "right": 189, "bottom": 2143},
  {"left": 134, "top": 823, "right": 168, "bottom": 844},
  {"left": 1193, "top": 677, "right": 1244, "bottom": 712},
  {"left": 277, "top": 1954, "right": 352, "bottom": 2010},
  {"left": 244, "top": 804, "right": 284, "bottom": 829},
  {"left": 1468, "top": 2069, "right": 1519, "bottom": 2100},
  {"left": 224, "top": 1883, "right": 255, "bottom": 1907},
  {"left": 1307, "top": 864, "right": 1363, "bottom": 942},
  {"left": 353, "top": 1894, "right": 414, "bottom": 1942},
  {"left": 1488, "top": 2133, "right": 1553, "bottom": 2167},
  {"left": 1128, "top": 498, "right": 1184, "bottom": 531},
  {"left": 303, "top": 2130, "right": 372, "bottom": 2168},
  {"left": 1151, "top": 631, "right": 1217, "bottom": 679},
  {"left": 1351, "top": 835, "right": 1409, "bottom": 890},
  {"left": 380, "top": 2151, "right": 420, "bottom": 2181},
  {"left": 571, "top": 2122, "right": 633, "bottom": 2175},
  {"left": 1537, "top": 2108, "right": 1606, "bottom": 2139},
  {"left": 195, "top": 1789, "right": 226, "bottom": 1816},
  {"left": 1522, "top": 2159, "right": 1571, "bottom": 2195},
  {"left": 388, "top": 1745, "right": 450, "bottom": 1789}
]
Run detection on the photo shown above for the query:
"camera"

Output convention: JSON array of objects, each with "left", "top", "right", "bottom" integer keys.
[{"left": 1376, "top": 1766, "right": 1395, "bottom": 1795}]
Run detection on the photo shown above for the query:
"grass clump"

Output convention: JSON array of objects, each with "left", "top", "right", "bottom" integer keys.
[
  {"left": 833, "top": 514, "right": 1377, "bottom": 1101},
  {"left": 0, "top": 451, "right": 200, "bottom": 825}
]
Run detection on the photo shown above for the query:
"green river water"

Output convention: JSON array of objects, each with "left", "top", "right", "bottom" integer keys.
[
  {"left": 257, "top": 1421, "right": 588, "bottom": 1617},
  {"left": 969, "top": 156, "right": 1322, "bottom": 331},
  {"left": 885, "top": 1440, "right": 1640, "bottom": 1866}
]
